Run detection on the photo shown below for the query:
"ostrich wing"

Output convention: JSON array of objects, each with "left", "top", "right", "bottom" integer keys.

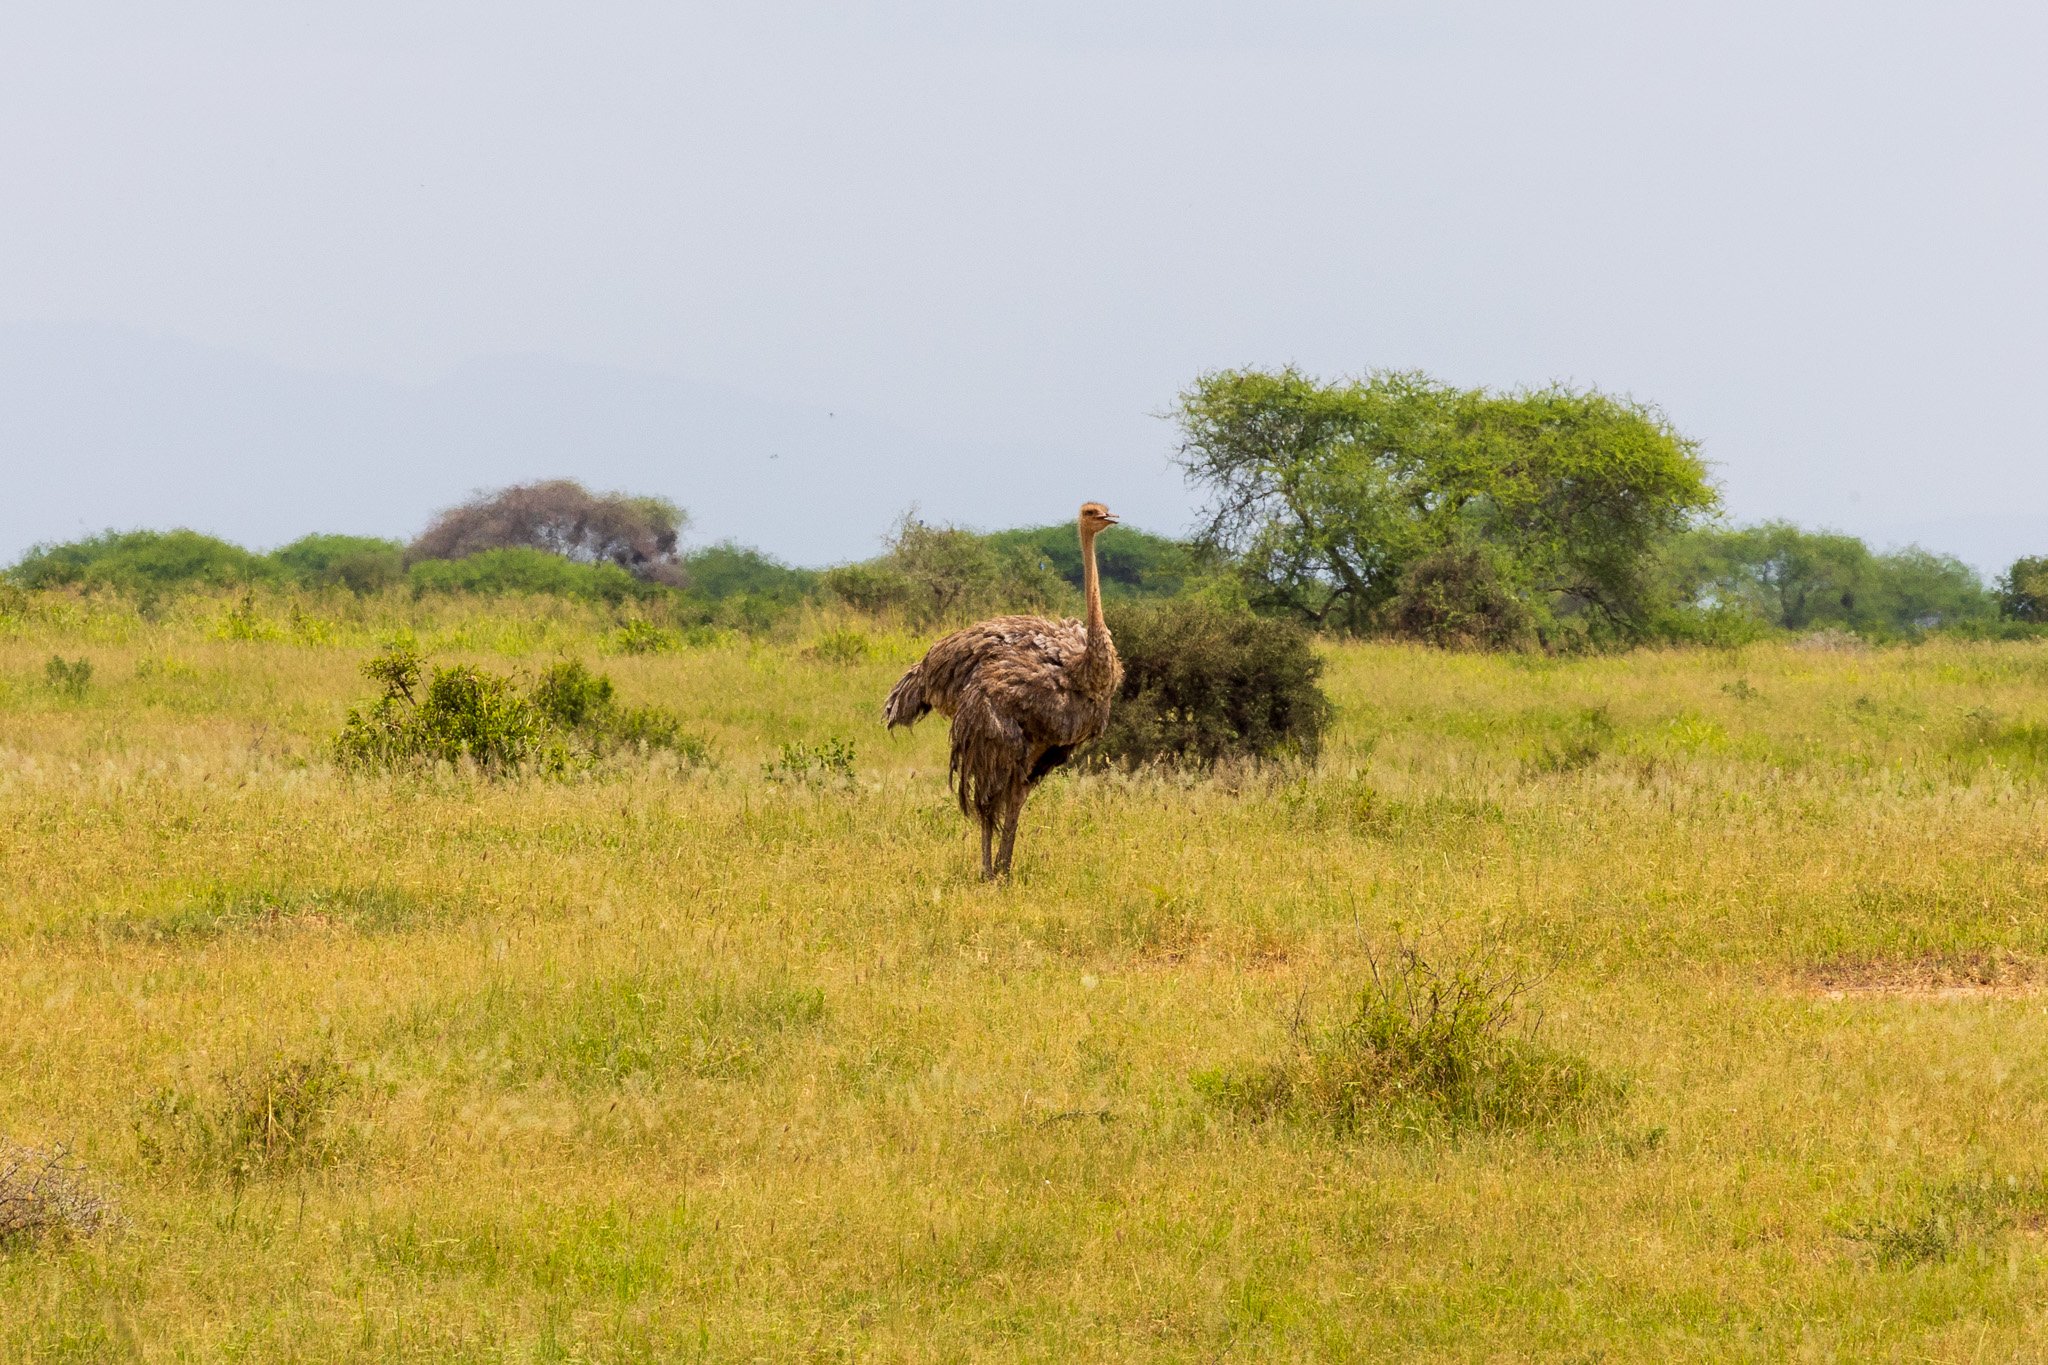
[{"left": 884, "top": 615, "right": 1088, "bottom": 730}]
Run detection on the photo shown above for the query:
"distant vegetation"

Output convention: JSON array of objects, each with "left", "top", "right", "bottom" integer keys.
[
  {"left": 6, "top": 388, "right": 2043, "bottom": 652},
  {"left": 408, "top": 480, "right": 689, "bottom": 586}
]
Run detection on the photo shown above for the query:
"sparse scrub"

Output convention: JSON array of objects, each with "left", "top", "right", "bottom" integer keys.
[
  {"left": 1197, "top": 943, "right": 1620, "bottom": 1138},
  {"left": 0, "top": 1141, "right": 116, "bottom": 1248},
  {"left": 334, "top": 645, "right": 557, "bottom": 774}
]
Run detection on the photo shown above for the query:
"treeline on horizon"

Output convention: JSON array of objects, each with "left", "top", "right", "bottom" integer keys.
[{"left": 7, "top": 369, "right": 2047, "bottom": 649}]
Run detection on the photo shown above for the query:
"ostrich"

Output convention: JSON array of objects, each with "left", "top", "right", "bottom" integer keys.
[{"left": 884, "top": 502, "right": 1124, "bottom": 879}]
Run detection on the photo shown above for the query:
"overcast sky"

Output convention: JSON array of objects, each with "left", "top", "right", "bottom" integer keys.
[{"left": 3, "top": 2, "right": 2043, "bottom": 569}]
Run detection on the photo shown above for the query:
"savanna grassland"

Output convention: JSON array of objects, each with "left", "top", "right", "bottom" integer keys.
[{"left": 6, "top": 590, "right": 2048, "bottom": 1361}]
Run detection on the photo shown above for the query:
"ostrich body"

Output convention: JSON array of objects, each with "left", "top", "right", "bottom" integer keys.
[{"left": 884, "top": 502, "right": 1124, "bottom": 879}]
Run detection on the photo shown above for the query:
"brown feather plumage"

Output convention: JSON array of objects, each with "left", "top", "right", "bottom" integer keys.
[{"left": 883, "top": 504, "right": 1124, "bottom": 878}]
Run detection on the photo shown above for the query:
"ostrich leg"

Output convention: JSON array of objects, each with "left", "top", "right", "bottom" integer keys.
[
  {"left": 994, "top": 790, "right": 1027, "bottom": 878},
  {"left": 979, "top": 816, "right": 996, "bottom": 880}
]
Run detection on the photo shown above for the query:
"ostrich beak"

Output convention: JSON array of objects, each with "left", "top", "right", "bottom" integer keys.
[{"left": 1101, "top": 512, "right": 1120, "bottom": 525}]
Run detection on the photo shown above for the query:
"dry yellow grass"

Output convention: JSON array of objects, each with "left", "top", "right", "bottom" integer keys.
[{"left": 5, "top": 592, "right": 2048, "bottom": 1359}]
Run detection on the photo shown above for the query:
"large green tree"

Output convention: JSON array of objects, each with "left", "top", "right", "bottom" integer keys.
[{"left": 1174, "top": 368, "right": 1717, "bottom": 641}]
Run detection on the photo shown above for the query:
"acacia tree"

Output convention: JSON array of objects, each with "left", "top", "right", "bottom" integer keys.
[
  {"left": 1174, "top": 368, "right": 1717, "bottom": 643},
  {"left": 408, "top": 481, "right": 689, "bottom": 586}
]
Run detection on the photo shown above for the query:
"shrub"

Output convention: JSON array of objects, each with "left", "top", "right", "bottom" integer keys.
[
  {"left": 0, "top": 1141, "right": 116, "bottom": 1247},
  {"left": 531, "top": 659, "right": 709, "bottom": 762},
  {"left": 1383, "top": 546, "right": 1534, "bottom": 650},
  {"left": 1090, "top": 600, "right": 1332, "bottom": 769},
  {"left": 1646, "top": 602, "right": 1776, "bottom": 648},
  {"left": 334, "top": 647, "right": 705, "bottom": 774},
  {"left": 136, "top": 1048, "right": 353, "bottom": 1180},
  {"left": 336, "top": 649, "right": 556, "bottom": 774},
  {"left": 409, "top": 480, "right": 688, "bottom": 586},
  {"left": 983, "top": 523, "right": 1194, "bottom": 599},
  {"left": 1196, "top": 942, "right": 1620, "bottom": 1138},
  {"left": 43, "top": 656, "right": 92, "bottom": 698}
]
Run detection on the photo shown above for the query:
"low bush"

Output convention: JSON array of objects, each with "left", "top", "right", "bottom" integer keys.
[
  {"left": 1091, "top": 600, "right": 1331, "bottom": 769},
  {"left": 531, "top": 659, "right": 710, "bottom": 762},
  {"left": 136, "top": 1048, "right": 354, "bottom": 1181},
  {"left": 1196, "top": 942, "right": 1620, "bottom": 1138},
  {"left": 333, "top": 647, "right": 706, "bottom": 775},
  {"left": 1383, "top": 546, "right": 1535, "bottom": 651},
  {"left": 0, "top": 1141, "right": 116, "bottom": 1247}
]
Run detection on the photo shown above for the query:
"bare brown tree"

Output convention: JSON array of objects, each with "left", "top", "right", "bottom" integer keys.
[
  {"left": 883, "top": 503, "right": 1123, "bottom": 879},
  {"left": 408, "top": 480, "right": 689, "bottom": 586}
]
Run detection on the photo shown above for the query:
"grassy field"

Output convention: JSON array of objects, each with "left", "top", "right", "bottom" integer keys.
[{"left": 6, "top": 590, "right": 2048, "bottom": 1360}]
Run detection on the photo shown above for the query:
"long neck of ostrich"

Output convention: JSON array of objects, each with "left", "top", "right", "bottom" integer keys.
[{"left": 1080, "top": 523, "right": 1109, "bottom": 662}]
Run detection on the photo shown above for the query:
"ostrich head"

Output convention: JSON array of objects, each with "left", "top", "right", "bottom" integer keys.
[{"left": 1078, "top": 502, "right": 1120, "bottom": 535}]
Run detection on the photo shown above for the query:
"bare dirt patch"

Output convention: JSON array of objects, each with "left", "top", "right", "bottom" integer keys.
[{"left": 1795, "top": 951, "right": 2048, "bottom": 1000}]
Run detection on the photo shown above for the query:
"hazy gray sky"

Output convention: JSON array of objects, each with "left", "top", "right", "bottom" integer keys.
[{"left": 3, "top": 2, "right": 2043, "bottom": 568}]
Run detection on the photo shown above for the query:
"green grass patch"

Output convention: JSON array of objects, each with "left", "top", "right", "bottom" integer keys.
[{"left": 1197, "top": 943, "right": 1622, "bottom": 1139}]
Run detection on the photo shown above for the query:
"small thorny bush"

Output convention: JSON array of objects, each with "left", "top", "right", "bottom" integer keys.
[
  {"left": 333, "top": 644, "right": 705, "bottom": 774},
  {"left": 1, "top": 1141, "right": 116, "bottom": 1247},
  {"left": 1092, "top": 600, "right": 1332, "bottom": 769}
]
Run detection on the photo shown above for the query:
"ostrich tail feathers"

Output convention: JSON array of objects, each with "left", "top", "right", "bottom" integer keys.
[{"left": 883, "top": 665, "right": 930, "bottom": 729}]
